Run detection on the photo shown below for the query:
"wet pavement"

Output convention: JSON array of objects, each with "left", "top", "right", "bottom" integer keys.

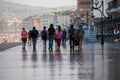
[{"left": 0, "top": 41, "right": 120, "bottom": 80}]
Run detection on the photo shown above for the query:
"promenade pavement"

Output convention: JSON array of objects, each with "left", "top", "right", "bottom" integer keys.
[{"left": 0, "top": 41, "right": 120, "bottom": 80}]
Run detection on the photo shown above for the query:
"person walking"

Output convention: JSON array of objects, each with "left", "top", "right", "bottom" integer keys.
[
  {"left": 41, "top": 26, "right": 47, "bottom": 49},
  {"left": 62, "top": 28, "right": 67, "bottom": 46},
  {"left": 21, "top": 27, "right": 27, "bottom": 50},
  {"left": 27, "top": 30, "right": 31, "bottom": 46},
  {"left": 48, "top": 24, "right": 55, "bottom": 50},
  {"left": 76, "top": 25, "right": 84, "bottom": 48},
  {"left": 31, "top": 26, "right": 39, "bottom": 51},
  {"left": 68, "top": 24, "right": 75, "bottom": 49},
  {"left": 55, "top": 25, "right": 63, "bottom": 49}
]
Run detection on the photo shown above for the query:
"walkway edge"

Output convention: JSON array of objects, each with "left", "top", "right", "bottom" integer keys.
[{"left": 0, "top": 42, "right": 21, "bottom": 51}]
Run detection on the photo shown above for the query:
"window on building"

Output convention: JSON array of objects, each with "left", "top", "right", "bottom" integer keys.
[
  {"left": 113, "top": 0, "right": 117, "bottom": 7},
  {"left": 79, "top": 2, "right": 90, "bottom": 5},
  {"left": 79, "top": 8, "right": 90, "bottom": 11}
]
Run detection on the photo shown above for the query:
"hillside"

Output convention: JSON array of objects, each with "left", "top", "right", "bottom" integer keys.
[
  {"left": 54, "top": 5, "right": 77, "bottom": 11},
  {"left": 0, "top": 0, "right": 76, "bottom": 19},
  {"left": 0, "top": 0, "right": 50, "bottom": 19}
]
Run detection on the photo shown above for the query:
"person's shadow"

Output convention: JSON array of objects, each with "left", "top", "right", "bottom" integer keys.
[
  {"left": 22, "top": 50, "right": 27, "bottom": 62},
  {"left": 31, "top": 51, "right": 38, "bottom": 62},
  {"left": 42, "top": 48, "right": 47, "bottom": 62},
  {"left": 70, "top": 49, "right": 75, "bottom": 64},
  {"left": 55, "top": 48, "right": 62, "bottom": 62},
  {"left": 49, "top": 49, "right": 54, "bottom": 62},
  {"left": 74, "top": 48, "right": 83, "bottom": 65},
  {"left": 22, "top": 50, "right": 27, "bottom": 68},
  {"left": 31, "top": 51, "right": 38, "bottom": 68}
]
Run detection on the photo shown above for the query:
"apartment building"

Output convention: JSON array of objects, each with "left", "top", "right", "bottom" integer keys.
[
  {"left": 40, "top": 13, "right": 70, "bottom": 30},
  {"left": 21, "top": 16, "right": 40, "bottom": 31},
  {"left": 0, "top": 18, "right": 22, "bottom": 33},
  {"left": 40, "top": 14, "right": 55, "bottom": 30},
  {"left": 106, "top": 0, "right": 120, "bottom": 33},
  {"left": 77, "top": 0, "right": 92, "bottom": 18}
]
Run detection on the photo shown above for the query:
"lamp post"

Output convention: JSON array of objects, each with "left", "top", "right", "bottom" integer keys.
[
  {"left": 87, "top": 11, "right": 89, "bottom": 28},
  {"left": 76, "top": 13, "right": 81, "bottom": 26},
  {"left": 92, "top": 0, "right": 105, "bottom": 45}
]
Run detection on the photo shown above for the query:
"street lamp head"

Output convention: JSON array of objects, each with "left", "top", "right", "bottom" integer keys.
[
  {"left": 94, "top": 0, "right": 99, "bottom": 6},
  {"left": 76, "top": 14, "right": 81, "bottom": 18}
]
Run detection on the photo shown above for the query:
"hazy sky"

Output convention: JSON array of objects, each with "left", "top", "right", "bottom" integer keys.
[{"left": 5, "top": 0, "right": 77, "bottom": 8}]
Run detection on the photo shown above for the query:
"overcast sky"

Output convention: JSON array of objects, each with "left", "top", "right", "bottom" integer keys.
[{"left": 5, "top": 0, "right": 77, "bottom": 8}]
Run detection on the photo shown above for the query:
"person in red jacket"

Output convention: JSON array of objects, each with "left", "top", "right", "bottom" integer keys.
[
  {"left": 55, "top": 25, "right": 63, "bottom": 49},
  {"left": 21, "top": 27, "right": 27, "bottom": 50}
]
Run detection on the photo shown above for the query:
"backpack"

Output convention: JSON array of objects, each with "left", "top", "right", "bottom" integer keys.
[
  {"left": 77, "top": 28, "right": 84, "bottom": 37},
  {"left": 41, "top": 30, "right": 47, "bottom": 39},
  {"left": 31, "top": 30, "right": 39, "bottom": 38}
]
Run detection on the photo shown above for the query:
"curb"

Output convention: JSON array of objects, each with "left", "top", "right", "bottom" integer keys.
[{"left": 0, "top": 42, "right": 21, "bottom": 51}]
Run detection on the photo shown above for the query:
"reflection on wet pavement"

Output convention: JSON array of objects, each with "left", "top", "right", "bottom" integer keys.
[{"left": 0, "top": 42, "right": 120, "bottom": 80}]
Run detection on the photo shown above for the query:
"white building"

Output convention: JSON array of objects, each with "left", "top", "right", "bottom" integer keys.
[
  {"left": 40, "top": 14, "right": 55, "bottom": 30},
  {"left": 21, "top": 16, "right": 34, "bottom": 31},
  {"left": 40, "top": 14, "right": 70, "bottom": 30},
  {"left": 57, "top": 15, "right": 70, "bottom": 29},
  {"left": 21, "top": 16, "right": 41, "bottom": 31},
  {"left": 0, "top": 18, "right": 22, "bottom": 33}
]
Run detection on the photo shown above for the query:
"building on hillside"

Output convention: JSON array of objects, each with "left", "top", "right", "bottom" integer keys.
[
  {"left": 33, "top": 15, "right": 40, "bottom": 30},
  {"left": 0, "top": 19, "right": 7, "bottom": 33},
  {"left": 62, "top": 9, "right": 77, "bottom": 27},
  {"left": 21, "top": 15, "right": 40, "bottom": 31},
  {"left": 0, "top": 18, "right": 22, "bottom": 33},
  {"left": 21, "top": 16, "right": 34, "bottom": 31},
  {"left": 56, "top": 15, "right": 70, "bottom": 29},
  {"left": 40, "top": 13, "right": 70, "bottom": 30},
  {"left": 40, "top": 14, "right": 55, "bottom": 30}
]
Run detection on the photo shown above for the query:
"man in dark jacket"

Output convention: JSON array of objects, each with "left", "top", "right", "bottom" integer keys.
[
  {"left": 68, "top": 24, "right": 75, "bottom": 49},
  {"left": 48, "top": 24, "right": 55, "bottom": 50},
  {"left": 31, "top": 26, "right": 39, "bottom": 51}
]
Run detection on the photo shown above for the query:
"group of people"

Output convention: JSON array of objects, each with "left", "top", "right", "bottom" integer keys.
[
  {"left": 21, "top": 23, "right": 84, "bottom": 52},
  {"left": 40, "top": 24, "right": 65, "bottom": 50},
  {"left": 21, "top": 26, "right": 39, "bottom": 51},
  {"left": 68, "top": 24, "right": 84, "bottom": 49}
]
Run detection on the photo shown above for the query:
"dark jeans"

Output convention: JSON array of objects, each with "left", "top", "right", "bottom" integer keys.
[
  {"left": 69, "top": 36, "right": 75, "bottom": 48},
  {"left": 32, "top": 38, "right": 37, "bottom": 51},
  {"left": 48, "top": 35, "right": 54, "bottom": 49},
  {"left": 62, "top": 38, "right": 66, "bottom": 46}
]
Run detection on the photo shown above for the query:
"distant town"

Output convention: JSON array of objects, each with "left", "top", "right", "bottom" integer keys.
[{"left": 0, "top": 0, "right": 76, "bottom": 44}]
